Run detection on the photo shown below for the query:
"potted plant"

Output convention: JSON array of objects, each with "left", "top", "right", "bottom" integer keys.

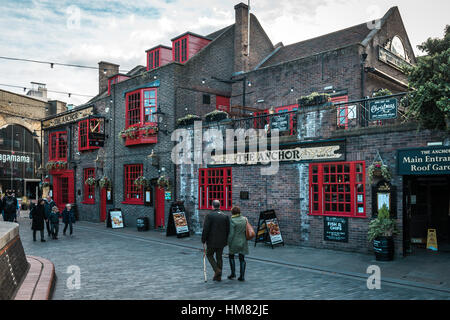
[
  {"left": 85, "top": 177, "right": 96, "bottom": 187},
  {"left": 372, "top": 88, "right": 393, "bottom": 97},
  {"left": 141, "top": 125, "right": 158, "bottom": 136},
  {"left": 134, "top": 175, "right": 149, "bottom": 188},
  {"left": 157, "top": 175, "right": 170, "bottom": 189},
  {"left": 298, "top": 92, "right": 330, "bottom": 107},
  {"left": 368, "top": 204, "right": 398, "bottom": 261},
  {"left": 368, "top": 162, "right": 391, "bottom": 184},
  {"left": 98, "top": 176, "right": 111, "bottom": 189},
  {"left": 204, "top": 110, "right": 229, "bottom": 122},
  {"left": 176, "top": 114, "right": 201, "bottom": 127}
]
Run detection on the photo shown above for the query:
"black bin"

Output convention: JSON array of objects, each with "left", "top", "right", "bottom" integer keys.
[
  {"left": 71, "top": 203, "right": 79, "bottom": 221},
  {"left": 136, "top": 217, "right": 149, "bottom": 231}
]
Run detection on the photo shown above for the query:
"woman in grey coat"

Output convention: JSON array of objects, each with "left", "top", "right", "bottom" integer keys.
[{"left": 227, "top": 206, "right": 249, "bottom": 281}]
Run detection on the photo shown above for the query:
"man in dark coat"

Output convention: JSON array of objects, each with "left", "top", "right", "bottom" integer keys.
[
  {"left": 31, "top": 199, "right": 46, "bottom": 242},
  {"left": 2, "top": 190, "right": 17, "bottom": 222},
  {"left": 201, "top": 199, "right": 230, "bottom": 281},
  {"left": 44, "top": 196, "right": 56, "bottom": 237}
]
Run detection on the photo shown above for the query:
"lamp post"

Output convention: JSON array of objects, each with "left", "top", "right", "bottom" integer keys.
[{"left": 154, "top": 105, "right": 168, "bottom": 135}]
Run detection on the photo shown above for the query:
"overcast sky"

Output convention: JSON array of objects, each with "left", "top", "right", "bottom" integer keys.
[{"left": 0, "top": 0, "right": 448, "bottom": 106}]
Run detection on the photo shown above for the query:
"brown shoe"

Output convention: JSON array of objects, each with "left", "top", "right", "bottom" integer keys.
[{"left": 213, "top": 269, "right": 222, "bottom": 281}]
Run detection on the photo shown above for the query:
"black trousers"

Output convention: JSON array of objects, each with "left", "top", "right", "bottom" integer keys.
[
  {"left": 63, "top": 221, "right": 73, "bottom": 235},
  {"left": 45, "top": 220, "right": 51, "bottom": 235},
  {"left": 51, "top": 223, "right": 59, "bottom": 238},
  {"left": 33, "top": 230, "right": 44, "bottom": 241},
  {"left": 206, "top": 247, "right": 224, "bottom": 274}
]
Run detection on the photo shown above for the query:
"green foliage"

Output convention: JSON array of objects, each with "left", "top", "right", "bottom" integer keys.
[
  {"left": 373, "top": 88, "right": 393, "bottom": 97},
  {"left": 405, "top": 25, "right": 450, "bottom": 130},
  {"left": 368, "top": 204, "right": 398, "bottom": 242},
  {"left": 368, "top": 162, "right": 391, "bottom": 184},
  {"left": 299, "top": 92, "right": 331, "bottom": 106},
  {"left": 176, "top": 114, "right": 201, "bottom": 127},
  {"left": 204, "top": 110, "right": 229, "bottom": 122}
]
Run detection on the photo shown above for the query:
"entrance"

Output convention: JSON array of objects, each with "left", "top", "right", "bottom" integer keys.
[
  {"left": 403, "top": 175, "right": 450, "bottom": 254},
  {"left": 100, "top": 188, "right": 106, "bottom": 222},
  {"left": 51, "top": 170, "right": 74, "bottom": 212},
  {"left": 155, "top": 187, "right": 165, "bottom": 228}
]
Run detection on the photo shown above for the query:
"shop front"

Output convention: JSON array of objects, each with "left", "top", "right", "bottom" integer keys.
[{"left": 399, "top": 146, "right": 450, "bottom": 253}]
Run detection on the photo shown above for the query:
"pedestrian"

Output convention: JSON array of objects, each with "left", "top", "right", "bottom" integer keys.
[
  {"left": 62, "top": 203, "right": 75, "bottom": 236},
  {"left": 227, "top": 206, "right": 249, "bottom": 281},
  {"left": 49, "top": 206, "right": 61, "bottom": 239},
  {"left": 0, "top": 192, "right": 4, "bottom": 221},
  {"left": 31, "top": 199, "right": 46, "bottom": 242},
  {"left": 12, "top": 191, "right": 19, "bottom": 222},
  {"left": 44, "top": 196, "right": 56, "bottom": 237},
  {"left": 2, "top": 190, "right": 17, "bottom": 222},
  {"left": 201, "top": 199, "right": 230, "bottom": 282}
]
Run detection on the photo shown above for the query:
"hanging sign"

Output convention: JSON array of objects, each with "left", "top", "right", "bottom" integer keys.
[
  {"left": 426, "top": 229, "right": 438, "bottom": 251},
  {"left": 369, "top": 98, "right": 398, "bottom": 120},
  {"left": 397, "top": 146, "right": 450, "bottom": 175},
  {"left": 254, "top": 210, "right": 284, "bottom": 248},
  {"left": 324, "top": 216, "right": 348, "bottom": 242}
]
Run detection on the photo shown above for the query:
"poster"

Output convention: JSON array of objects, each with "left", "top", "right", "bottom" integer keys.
[
  {"left": 110, "top": 210, "right": 124, "bottom": 229},
  {"left": 265, "top": 218, "right": 283, "bottom": 245},
  {"left": 324, "top": 216, "right": 348, "bottom": 242},
  {"left": 173, "top": 211, "right": 189, "bottom": 234}
]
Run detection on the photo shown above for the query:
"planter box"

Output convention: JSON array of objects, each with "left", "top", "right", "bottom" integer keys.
[
  {"left": 373, "top": 236, "right": 395, "bottom": 261},
  {"left": 123, "top": 128, "right": 158, "bottom": 146}
]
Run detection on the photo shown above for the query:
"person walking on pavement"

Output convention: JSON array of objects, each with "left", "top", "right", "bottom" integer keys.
[
  {"left": 49, "top": 206, "right": 61, "bottom": 239},
  {"left": 62, "top": 203, "right": 75, "bottom": 236},
  {"left": 227, "top": 206, "right": 249, "bottom": 281},
  {"left": 31, "top": 199, "right": 46, "bottom": 242},
  {"left": 201, "top": 199, "right": 230, "bottom": 282},
  {"left": 44, "top": 196, "right": 56, "bottom": 237},
  {"left": 2, "top": 190, "right": 18, "bottom": 222}
]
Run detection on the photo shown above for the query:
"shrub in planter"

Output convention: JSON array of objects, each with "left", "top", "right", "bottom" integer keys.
[
  {"left": 299, "top": 92, "right": 330, "bottom": 106},
  {"left": 368, "top": 205, "right": 398, "bottom": 261},
  {"left": 176, "top": 114, "right": 201, "bottom": 127},
  {"left": 373, "top": 88, "right": 393, "bottom": 97},
  {"left": 205, "top": 110, "right": 228, "bottom": 122}
]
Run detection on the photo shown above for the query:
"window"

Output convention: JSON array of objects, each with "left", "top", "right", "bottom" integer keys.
[
  {"left": 83, "top": 168, "right": 95, "bottom": 203},
  {"left": 199, "top": 168, "right": 232, "bottom": 211},
  {"left": 49, "top": 131, "right": 67, "bottom": 161},
  {"left": 125, "top": 88, "right": 158, "bottom": 128},
  {"left": 147, "top": 49, "right": 160, "bottom": 70},
  {"left": 123, "top": 164, "right": 143, "bottom": 204},
  {"left": 309, "top": 161, "right": 366, "bottom": 217},
  {"left": 332, "top": 95, "right": 356, "bottom": 129},
  {"left": 108, "top": 75, "right": 129, "bottom": 95},
  {"left": 275, "top": 104, "right": 298, "bottom": 136},
  {"left": 173, "top": 36, "right": 188, "bottom": 63},
  {"left": 78, "top": 119, "right": 101, "bottom": 152},
  {"left": 216, "top": 95, "right": 230, "bottom": 112},
  {"left": 203, "top": 94, "right": 211, "bottom": 105}
]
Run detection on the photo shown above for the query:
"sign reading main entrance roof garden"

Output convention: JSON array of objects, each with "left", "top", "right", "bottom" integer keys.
[
  {"left": 210, "top": 140, "right": 345, "bottom": 166},
  {"left": 369, "top": 98, "right": 398, "bottom": 121},
  {"left": 398, "top": 146, "right": 450, "bottom": 175}
]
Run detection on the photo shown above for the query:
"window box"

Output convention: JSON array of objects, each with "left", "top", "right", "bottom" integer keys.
[
  {"left": 198, "top": 167, "right": 232, "bottom": 211},
  {"left": 119, "top": 125, "right": 158, "bottom": 146},
  {"left": 309, "top": 161, "right": 366, "bottom": 218}
]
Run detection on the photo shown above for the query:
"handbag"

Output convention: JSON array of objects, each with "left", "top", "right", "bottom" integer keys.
[{"left": 245, "top": 217, "right": 255, "bottom": 240}]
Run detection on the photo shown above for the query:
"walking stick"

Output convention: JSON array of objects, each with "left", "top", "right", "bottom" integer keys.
[{"left": 203, "top": 243, "right": 207, "bottom": 282}]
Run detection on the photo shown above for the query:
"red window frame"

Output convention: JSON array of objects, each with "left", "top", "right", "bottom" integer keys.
[
  {"left": 108, "top": 75, "right": 129, "bottom": 95},
  {"left": 147, "top": 49, "right": 160, "bottom": 71},
  {"left": 199, "top": 167, "right": 232, "bottom": 211},
  {"left": 332, "top": 95, "right": 350, "bottom": 129},
  {"left": 123, "top": 164, "right": 144, "bottom": 205},
  {"left": 49, "top": 131, "right": 67, "bottom": 161},
  {"left": 125, "top": 88, "right": 158, "bottom": 128},
  {"left": 83, "top": 168, "right": 95, "bottom": 204},
  {"left": 78, "top": 119, "right": 101, "bottom": 152},
  {"left": 172, "top": 35, "right": 189, "bottom": 63},
  {"left": 309, "top": 161, "right": 366, "bottom": 218}
]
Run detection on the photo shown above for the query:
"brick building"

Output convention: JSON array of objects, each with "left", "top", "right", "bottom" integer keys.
[{"left": 41, "top": 3, "right": 449, "bottom": 256}]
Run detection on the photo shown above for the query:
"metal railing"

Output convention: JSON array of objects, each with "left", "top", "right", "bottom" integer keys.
[{"left": 229, "top": 110, "right": 298, "bottom": 137}]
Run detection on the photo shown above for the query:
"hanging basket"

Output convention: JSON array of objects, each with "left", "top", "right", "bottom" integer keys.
[
  {"left": 157, "top": 175, "right": 170, "bottom": 189},
  {"left": 98, "top": 176, "right": 111, "bottom": 189},
  {"left": 85, "top": 177, "right": 96, "bottom": 186},
  {"left": 134, "top": 176, "right": 149, "bottom": 188}
]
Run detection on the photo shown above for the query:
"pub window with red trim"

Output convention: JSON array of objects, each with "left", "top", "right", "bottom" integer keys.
[
  {"left": 83, "top": 168, "right": 95, "bottom": 204},
  {"left": 123, "top": 164, "right": 143, "bottom": 204},
  {"left": 49, "top": 131, "right": 67, "bottom": 161},
  {"left": 125, "top": 88, "right": 157, "bottom": 128},
  {"left": 78, "top": 119, "right": 101, "bottom": 152},
  {"left": 198, "top": 168, "right": 232, "bottom": 211},
  {"left": 309, "top": 161, "right": 366, "bottom": 217}
]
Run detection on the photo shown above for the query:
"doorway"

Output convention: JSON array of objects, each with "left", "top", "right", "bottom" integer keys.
[
  {"left": 403, "top": 175, "right": 450, "bottom": 254},
  {"left": 52, "top": 170, "right": 74, "bottom": 212},
  {"left": 155, "top": 187, "right": 165, "bottom": 228}
]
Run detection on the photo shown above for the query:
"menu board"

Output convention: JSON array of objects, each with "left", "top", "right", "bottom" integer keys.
[
  {"left": 324, "top": 216, "right": 348, "bottom": 242},
  {"left": 110, "top": 209, "right": 124, "bottom": 229},
  {"left": 173, "top": 211, "right": 189, "bottom": 234},
  {"left": 265, "top": 218, "right": 283, "bottom": 245},
  {"left": 166, "top": 201, "right": 190, "bottom": 238}
]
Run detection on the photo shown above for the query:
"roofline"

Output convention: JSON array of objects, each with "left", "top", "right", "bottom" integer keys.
[
  {"left": 361, "top": 7, "right": 397, "bottom": 47},
  {"left": 107, "top": 73, "right": 130, "bottom": 79},
  {"left": 0, "top": 88, "right": 49, "bottom": 104},
  {"left": 145, "top": 44, "right": 172, "bottom": 52},
  {"left": 170, "top": 31, "right": 212, "bottom": 42},
  {"left": 41, "top": 103, "right": 94, "bottom": 122}
]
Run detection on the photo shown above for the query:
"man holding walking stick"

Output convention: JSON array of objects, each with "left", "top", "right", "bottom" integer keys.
[{"left": 201, "top": 200, "right": 230, "bottom": 282}]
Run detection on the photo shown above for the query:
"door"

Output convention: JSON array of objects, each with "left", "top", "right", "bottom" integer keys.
[
  {"left": 100, "top": 188, "right": 107, "bottom": 222},
  {"left": 52, "top": 170, "right": 74, "bottom": 212},
  {"left": 155, "top": 187, "right": 165, "bottom": 228}
]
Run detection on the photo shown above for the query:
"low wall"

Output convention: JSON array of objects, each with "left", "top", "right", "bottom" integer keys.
[{"left": 0, "top": 222, "right": 29, "bottom": 300}]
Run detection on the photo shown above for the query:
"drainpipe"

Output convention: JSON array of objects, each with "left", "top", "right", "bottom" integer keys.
[{"left": 360, "top": 52, "right": 368, "bottom": 127}]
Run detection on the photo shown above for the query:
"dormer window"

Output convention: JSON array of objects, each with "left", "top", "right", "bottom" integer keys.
[
  {"left": 146, "top": 45, "right": 172, "bottom": 71},
  {"left": 108, "top": 74, "right": 130, "bottom": 95},
  {"left": 171, "top": 32, "right": 211, "bottom": 64}
]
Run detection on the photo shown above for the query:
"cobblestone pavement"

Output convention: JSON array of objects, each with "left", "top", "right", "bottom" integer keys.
[{"left": 17, "top": 219, "right": 450, "bottom": 300}]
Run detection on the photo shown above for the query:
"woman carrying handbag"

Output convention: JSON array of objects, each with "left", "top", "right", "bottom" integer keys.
[{"left": 227, "top": 206, "right": 254, "bottom": 281}]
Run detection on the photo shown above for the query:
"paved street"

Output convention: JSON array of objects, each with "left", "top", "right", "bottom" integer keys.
[{"left": 17, "top": 219, "right": 450, "bottom": 300}]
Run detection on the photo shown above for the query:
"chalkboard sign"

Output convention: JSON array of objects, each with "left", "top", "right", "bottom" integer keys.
[
  {"left": 270, "top": 113, "right": 290, "bottom": 132},
  {"left": 255, "top": 210, "right": 284, "bottom": 248},
  {"left": 369, "top": 98, "right": 397, "bottom": 121},
  {"left": 166, "top": 201, "right": 189, "bottom": 238},
  {"left": 324, "top": 216, "right": 348, "bottom": 242}
]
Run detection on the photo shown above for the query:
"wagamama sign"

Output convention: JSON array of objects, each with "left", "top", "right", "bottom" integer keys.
[{"left": 1, "top": 153, "right": 31, "bottom": 164}]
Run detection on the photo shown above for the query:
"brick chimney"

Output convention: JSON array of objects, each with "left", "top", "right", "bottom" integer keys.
[
  {"left": 98, "top": 61, "right": 119, "bottom": 94},
  {"left": 234, "top": 2, "right": 250, "bottom": 74}
]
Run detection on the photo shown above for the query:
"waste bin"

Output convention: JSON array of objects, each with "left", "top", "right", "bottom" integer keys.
[
  {"left": 71, "top": 203, "right": 79, "bottom": 221},
  {"left": 136, "top": 217, "right": 149, "bottom": 231}
]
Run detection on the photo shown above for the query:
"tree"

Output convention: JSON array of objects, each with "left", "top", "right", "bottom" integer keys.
[{"left": 405, "top": 25, "right": 449, "bottom": 130}]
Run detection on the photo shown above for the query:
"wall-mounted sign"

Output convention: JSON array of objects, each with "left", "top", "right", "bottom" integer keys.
[
  {"left": 369, "top": 98, "right": 398, "bottom": 121},
  {"left": 210, "top": 140, "right": 345, "bottom": 166},
  {"left": 0, "top": 153, "right": 31, "bottom": 163},
  {"left": 324, "top": 216, "right": 348, "bottom": 242},
  {"left": 371, "top": 181, "right": 397, "bottom": 218},
  {"left": 378, "top": 46, "right": 412, "bottom": 71},
  {"left": 397, "top": 146, "right": 450, "bottom": 175},
  {"left": 270, "top": 113, "right": 290, "bottom": 132},
  {"left": 42, "top": 106, "right": 94, "bottom": 129}
]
